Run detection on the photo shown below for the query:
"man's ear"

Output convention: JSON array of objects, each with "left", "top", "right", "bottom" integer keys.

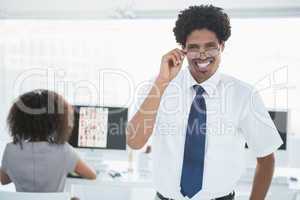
[{"left": 220, "top": 41, "right": 225, "bottom": 52}]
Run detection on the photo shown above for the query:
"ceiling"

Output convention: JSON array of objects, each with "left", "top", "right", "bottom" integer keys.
[{"left": 1, "top": 0, "right": 300, "bottom": 19}]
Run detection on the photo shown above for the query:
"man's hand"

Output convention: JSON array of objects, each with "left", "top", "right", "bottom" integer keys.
[
  {"left": 127, "top": 48, "right": 185, "bottom": 149},
  {"left": 157, "top": 48, "right": 185, "bottom": 84}
]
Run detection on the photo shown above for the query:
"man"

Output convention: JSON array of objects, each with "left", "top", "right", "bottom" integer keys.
[{"left": 127, "top": 5, "right": 282, "bottom": 200}]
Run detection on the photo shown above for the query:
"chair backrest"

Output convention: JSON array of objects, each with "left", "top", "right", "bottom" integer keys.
[{"left": 0, "top": 191, "right": 70, "bottom": 200}]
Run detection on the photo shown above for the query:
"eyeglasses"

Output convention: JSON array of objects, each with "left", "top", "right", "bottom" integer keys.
[{"left": 184, "top": 45, "right": 221, "bottom": 59}]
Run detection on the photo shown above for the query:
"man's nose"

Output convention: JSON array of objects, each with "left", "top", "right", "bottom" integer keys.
[{"left": 199, "top": 51, "right": 207, "bottom": 59}]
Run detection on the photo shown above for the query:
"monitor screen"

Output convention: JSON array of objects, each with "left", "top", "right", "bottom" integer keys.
[
  {"left": 268, "top": 110, "right": 287, "bottom": 150},
  {"left": 69, "top": 105, "right": 128, "bottom": 150},
  {"left": 245, "top": 110, "right": 287, "bottom": 150}
]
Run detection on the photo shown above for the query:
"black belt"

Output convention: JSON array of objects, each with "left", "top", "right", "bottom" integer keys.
[{"left": 156, "top": 191, "right": 235, "bottom": 200}]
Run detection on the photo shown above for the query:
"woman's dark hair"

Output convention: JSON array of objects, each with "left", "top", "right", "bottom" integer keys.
[
  {"left": 7, "top": 89, "right": 74, "bottom": 145},
  {"left": 173, "top": 5, "right": 231, "bottom": 47}
]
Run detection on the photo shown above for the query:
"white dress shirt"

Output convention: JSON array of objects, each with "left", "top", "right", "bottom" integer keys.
[{"left": 129, "top": 67, "right": 283, "bottom": 200}]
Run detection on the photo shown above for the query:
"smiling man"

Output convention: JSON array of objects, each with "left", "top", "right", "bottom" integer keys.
[{"left": 127, "top": 5, "right": 283, "bottom": 200}]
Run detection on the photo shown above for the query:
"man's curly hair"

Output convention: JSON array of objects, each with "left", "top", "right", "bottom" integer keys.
[{"left": 173, "top": 5, "right": 231, "bottom": 47}]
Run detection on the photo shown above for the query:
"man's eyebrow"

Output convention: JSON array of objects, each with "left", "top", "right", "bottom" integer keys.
[
  {"left": 187, "top": 42, "right": 219, "bottom": 48},
  {"left": 205, "top": 41, "right": 219, "bottom": 47},
  {"left": 187, "top": 44, "right": 199, "bottom": 48}
]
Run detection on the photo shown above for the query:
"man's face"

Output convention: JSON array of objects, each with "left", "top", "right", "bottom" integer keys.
[{"left": 184, "top": 29, "right": 224, "bottom": 83}]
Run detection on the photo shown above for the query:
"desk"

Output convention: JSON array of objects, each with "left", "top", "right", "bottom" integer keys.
[
  {"left": 69, "top": 186, "right": 156, "bottom": 200},
  {"left": 65, "top": 167, "right": 300, "bottom": 200},
  {"left": 237, "top": 167, "right": 300, "bottom": 200},
  {"left": 65, "top": 170, "right": 154, "bottom": 200},
  {"left": 275, "top": 168, "right": 300, "bottom": 200}
]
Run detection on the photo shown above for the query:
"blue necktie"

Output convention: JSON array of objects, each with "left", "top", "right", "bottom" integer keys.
[{"left": 180, "top": 85, "right": 206, "bottom": 198}]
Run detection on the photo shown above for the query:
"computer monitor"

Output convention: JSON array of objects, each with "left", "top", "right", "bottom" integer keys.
[
  {"left": 69, "top": 105, "right": 128, "bottom": 150},
  {"left": 268, "top": 110, "right": 287, "bottom": 150}
]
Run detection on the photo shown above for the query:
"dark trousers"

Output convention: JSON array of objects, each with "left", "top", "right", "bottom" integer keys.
[{"left": 156, "top": 191, "right": 235, "bottom": 200}]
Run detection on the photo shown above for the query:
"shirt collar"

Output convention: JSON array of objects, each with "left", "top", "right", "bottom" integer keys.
[{"left": 185, "top": 67, "right": 221, "bottom": 97}]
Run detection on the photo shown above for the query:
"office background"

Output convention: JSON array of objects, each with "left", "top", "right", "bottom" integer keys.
[{"left": 0, "top": 0, "right": 300, "bottom": 199}]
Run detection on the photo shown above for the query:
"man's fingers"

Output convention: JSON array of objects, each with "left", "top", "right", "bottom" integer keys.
[
  {"left": 169, "top": 54, "right": 178, "bottom": 67},
  {"left": 169, "top": 49, "right": 185, "bottom": 65},
  {"left": 163, "top": 48, "right": 186, "bottom": 68},
  {"left": 166, "top": 54, "right": 179, "bottom": 67},
  {"left": 171, "top": 52, "right": 181, "bottom": 65},
  {"left": 174, "top": 48, "right": 186, "bottom": 62}
]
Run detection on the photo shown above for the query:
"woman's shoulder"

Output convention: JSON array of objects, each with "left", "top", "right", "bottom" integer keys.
[
  {"left": 4, "top": 142, "right": 20, "bottom": 150},
  {"left": 3, "top": 141, "right": 75, "bottom": 153},
  {"left": 2, "top": 142, "right": 23, "bottom": 158},
  {"left": 43, "top": 142, "right": 74, "bottom": 154},
  {"left": 58, "top": 143, "right": 77, "bottom": 153}
]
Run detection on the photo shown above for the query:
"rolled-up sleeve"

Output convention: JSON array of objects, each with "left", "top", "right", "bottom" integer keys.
[
  {"left": 239, "top": 91, "right": 283, "bottom": 158},
  {"left": 64, "top": 143, "right": 80, "bottom": 173}
]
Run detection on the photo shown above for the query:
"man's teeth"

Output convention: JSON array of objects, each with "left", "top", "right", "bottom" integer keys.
[{"left": 197, "top": 62, "right": 210, "bottom": 68}]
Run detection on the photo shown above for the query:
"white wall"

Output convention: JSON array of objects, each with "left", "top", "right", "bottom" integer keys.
[{"left": 0, "top": 18, "right": 299, "bottom": 159}]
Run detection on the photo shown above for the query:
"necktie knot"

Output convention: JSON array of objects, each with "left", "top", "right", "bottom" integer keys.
[{"left": 193, "top": 85, "right": 205, "bottom": 96}]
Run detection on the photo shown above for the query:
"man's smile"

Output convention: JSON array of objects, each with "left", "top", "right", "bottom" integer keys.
[{"left": 192, "top": 57, "right": 214, "bottom": 72}]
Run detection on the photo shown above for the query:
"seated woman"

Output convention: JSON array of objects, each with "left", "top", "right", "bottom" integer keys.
[{"left": 0, "top": 89, "right": 96, "bottom": 192}]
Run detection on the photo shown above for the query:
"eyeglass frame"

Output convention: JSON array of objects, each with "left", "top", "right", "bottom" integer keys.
[{"left": 183, "top": 42, "right": 222, "bottom": 58}]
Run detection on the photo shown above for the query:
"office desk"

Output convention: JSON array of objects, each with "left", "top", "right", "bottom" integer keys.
[
  {"left": 275, "top": 168, "right": 300, "bottom": 200},
  {"left": 66, "top": 170, "right": 153, "bottom": 188},
  {"left": 237, "top": 167, "right": 300, "bottom": 200},
  {"left": 65, "top": 167, "right": 300, "bottom": 200},
  {"left": 69, "top": 186, "right": 156, "bottom": 200},
  {"left": 65, "top": 170, "right": 155, "bottom": 200}
]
